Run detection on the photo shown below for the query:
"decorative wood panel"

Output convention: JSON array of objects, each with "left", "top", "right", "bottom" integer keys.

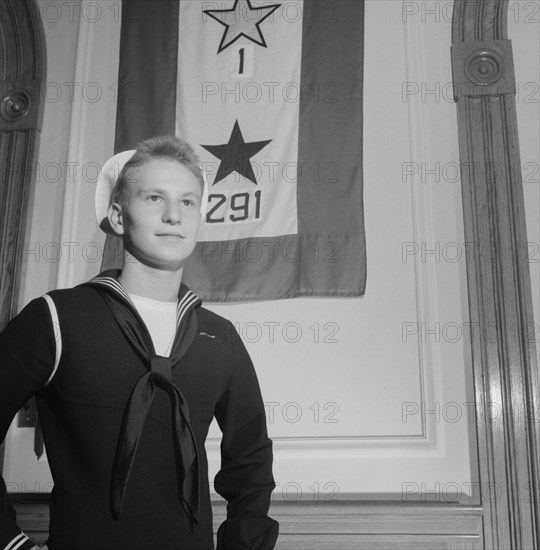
[
  {"left": 0, "top": 0, "right": 45, "bottom": 327},
  {"left": 14, "top": 500, "right": 484, "bottom": 550},
  {"left": 0, "top": 0, "right": 46, "bottom": 472},
  {"left": 451, "top": 0, "right": 539, "bottom": 548}
]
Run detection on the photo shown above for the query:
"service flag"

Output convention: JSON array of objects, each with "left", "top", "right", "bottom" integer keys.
[{"left": 102, "top": 0, "right": 366, "bottom": 301}]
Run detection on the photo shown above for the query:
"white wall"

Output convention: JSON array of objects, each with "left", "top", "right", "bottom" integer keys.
[{"left": 5, "top": 0, "right": 538, "bottom": 505}]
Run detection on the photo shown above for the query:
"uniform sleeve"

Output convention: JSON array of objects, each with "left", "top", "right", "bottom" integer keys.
[
  {"left": 213, "top": 322, "right": 279, "bottom": 550},
  {"left": 0, "top": 297, "right": 56, "bottom": 550}
]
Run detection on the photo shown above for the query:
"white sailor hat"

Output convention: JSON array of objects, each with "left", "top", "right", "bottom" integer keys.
[{"left": 95, "top": 150, "right": 209, "bottom": 236}]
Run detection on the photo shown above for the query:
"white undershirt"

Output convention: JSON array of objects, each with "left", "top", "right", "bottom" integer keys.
[{"left": 129, "top": 294, "right": 177, "bottom": 357}]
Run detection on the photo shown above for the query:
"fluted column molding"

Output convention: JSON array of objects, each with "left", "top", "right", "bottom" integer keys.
[{"left": 452, "top": 1, "right": 539, "bottom": 548}]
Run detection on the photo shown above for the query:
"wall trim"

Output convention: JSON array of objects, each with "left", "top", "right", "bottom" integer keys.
[
  {"left": 451, "top": 0, "right": 540, "bottom": 548},
  {"left": 0, "top": 0, "right": 46, "bottom": 475}
]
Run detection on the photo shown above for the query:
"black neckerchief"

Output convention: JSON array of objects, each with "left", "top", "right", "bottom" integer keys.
[{"left": 81, "top": 270, "right": 201, "bottom": 526}]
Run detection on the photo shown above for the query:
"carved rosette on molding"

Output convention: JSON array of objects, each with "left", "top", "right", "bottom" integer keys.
[
  {"left": 451, "top": 1, "right": 539, "bottom": 549},
  {"left": 0, "top": 0, "right": 46, "bottom": 330}
]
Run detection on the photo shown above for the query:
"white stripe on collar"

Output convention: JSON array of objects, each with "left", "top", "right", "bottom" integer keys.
[
  {"left": 90, "top": 276, "right": 134, "bottom": 305},
  {"left": 89, "top": 276, "right": 200, "bottom": 333}
]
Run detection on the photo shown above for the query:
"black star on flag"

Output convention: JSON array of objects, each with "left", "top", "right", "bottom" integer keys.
[
  {"left": 204, "top": 0, "right": 280, "bottom": 53},
  {"left": 201, "top": 120, "right": 272, "bottom": 185}
]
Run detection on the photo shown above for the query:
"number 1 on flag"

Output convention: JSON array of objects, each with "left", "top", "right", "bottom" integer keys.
[{"left": 231, "top": 44, "right": 254, "bottom": 78}]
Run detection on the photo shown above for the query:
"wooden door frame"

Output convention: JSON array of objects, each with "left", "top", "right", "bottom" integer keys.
[
  {"left": 451, "top": 0, "right": 539, "bottom": 547},
  {"left": 0, "top": 0, "right": 46, "bottom": 472}
]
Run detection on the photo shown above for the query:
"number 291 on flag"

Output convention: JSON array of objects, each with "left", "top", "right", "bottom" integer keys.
[{"left": 205, "top": 190, "right": 262, "bottom": 224}]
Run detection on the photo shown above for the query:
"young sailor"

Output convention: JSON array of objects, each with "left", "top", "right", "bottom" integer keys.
[{"left": 0, "top": 135, "right": 278, "bottom": 550}]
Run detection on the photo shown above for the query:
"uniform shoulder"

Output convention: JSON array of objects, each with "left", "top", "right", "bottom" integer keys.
[
  {"left": 44, "top": 286, "right": 107, "bottom": 323},
  {"left": 197, "top": 305, "right": 232, "bottom": 324},
  {"left": 47, "top": 285, "right": 101, "bottom": 304}
]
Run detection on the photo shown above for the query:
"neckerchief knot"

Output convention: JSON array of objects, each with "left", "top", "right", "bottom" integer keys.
[{"left": 151, "top": 356, "right": 173, "bottom": 387}]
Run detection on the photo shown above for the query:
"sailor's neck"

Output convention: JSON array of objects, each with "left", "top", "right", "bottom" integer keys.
[{"left": 119, "top": 262, "right": 182, "bottom": 302}]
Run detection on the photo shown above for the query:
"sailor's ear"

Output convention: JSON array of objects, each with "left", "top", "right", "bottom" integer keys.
[{"left": 107, "top": 202, "right": 125, "bottom": 236}]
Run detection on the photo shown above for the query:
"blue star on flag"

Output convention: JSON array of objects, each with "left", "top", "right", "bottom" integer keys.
[
  {"left": 201, "top": 120, "right": 272, "bottom": 185},
  {"left": 204, "top": 0, "right": 281, "bottom": 53}
]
